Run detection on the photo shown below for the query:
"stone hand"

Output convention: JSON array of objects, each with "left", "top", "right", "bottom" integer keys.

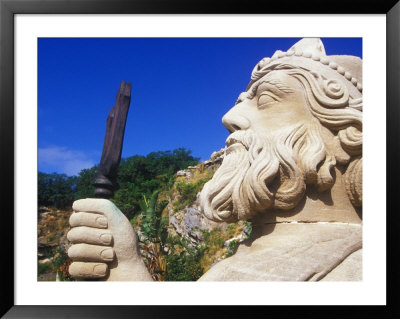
[{"left": 67, "top": 198, "right": 152, "bottom": 281}]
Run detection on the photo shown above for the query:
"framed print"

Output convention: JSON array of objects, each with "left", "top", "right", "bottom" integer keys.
[{"left": 1, "top": 0, "right": 398, "bottom": 317}]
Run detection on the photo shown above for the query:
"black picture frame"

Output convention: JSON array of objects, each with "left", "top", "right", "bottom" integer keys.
[{"left": 1, "top": 0, "right": 398, "bottom": 317}]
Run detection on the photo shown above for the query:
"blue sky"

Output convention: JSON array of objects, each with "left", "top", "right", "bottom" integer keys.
[{"left": 38, "top": 38, "right": 362, "bottom": 176}]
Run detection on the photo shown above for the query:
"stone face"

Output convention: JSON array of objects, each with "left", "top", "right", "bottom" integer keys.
[
  {"left": 200, "top": 38, "right": 362, "bottom": 223},
  {"left": 199, "top": 223, "right": 362, "bottom": 281}
]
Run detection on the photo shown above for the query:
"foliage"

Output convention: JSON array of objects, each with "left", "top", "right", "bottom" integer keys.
[
  {"left": 112, "top": 148, "right": 199, "bottom": 219},
  {"left": 165, "top": 235, "right": 204, "bottom": 281},
  {"left": 37, "top": 148, "right": 252, "bottom": 282},
  {"left": 173, "top": 172, "right": 213, "bottom": 212},
  {"left": 226, "top": 240, "right": 239, "bottom": 257},
  {"left": 37, "top": 246, "right": 74, "bottom": 281},
  {"left": 53, "top": 247, "right": 74, "bottom": 281},
  {"left": 200, "top": 228, "right": 229, "bottom": 272},
  {"left": 138, "top": 190, "right": 170, "bottom": 280},
  {"left": 38, "top": 261, "right": 53, "bottom": 275},
  {"left": 38, "top": 172, "right": 77, "bottom": 209},
  {"left": 75, "top": 166, "right": 98, "bottom": 199},
  {"left": 140, "top": 190, "right": 168, "bottom": 243},
  {"left": 38, "top": 147, "right": 199, "bottom": 219},
  {"left": 142, "top": 242, "right": 167, "bottom": 281}
]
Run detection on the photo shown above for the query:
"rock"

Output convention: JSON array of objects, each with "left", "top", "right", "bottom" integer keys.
[
  {"left": 199, "top": 223, "right": 362, "bottom": 281},
  {"left": 136, "top": 229, "right": 147, "bottom": 243},
  {"left": 59, "top": 231, "right": 71, "bottom": 253},
  {"left": 38, "top": 206, "right": 51, "bottom": 213},
  {"left": 176, "top": 170, "right": 186, "bottom": 177},
  {"left": 224, "top": 234, "right": 245, "bottom": 247},
  {"left": 39, "top": 258, "right": 53, "bottom": 264},
  {"left": 169, "top": 201, "right": 224, "bottom": 245},
  {"left": 176, "top": 169, "right": 193, "bottom": 180}
]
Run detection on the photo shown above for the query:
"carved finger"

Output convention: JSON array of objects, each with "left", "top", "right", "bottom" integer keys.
[
  {"left": 73, "top": 198, "right": 119, "bottom": 219},
  {"left": 69, "top": 262, "right": 108, "bottom": 279},
  {"left": 68, "top": 243, "right": 115, "bottom": 262},
  {"left": 67, "top": 227, "right": 113, "bottom": 246},
  {"left": 69, "top": 212, "right": 108, "bottom": 229}
]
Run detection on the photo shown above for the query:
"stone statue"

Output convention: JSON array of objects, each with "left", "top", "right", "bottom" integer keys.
[{"left": 67, "top": 38, "right": 362, "bottom": 281}]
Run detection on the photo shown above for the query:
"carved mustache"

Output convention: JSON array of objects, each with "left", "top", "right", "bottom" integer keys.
[{"left": 225, "top": 130, "right": 256, "bottom": 153}]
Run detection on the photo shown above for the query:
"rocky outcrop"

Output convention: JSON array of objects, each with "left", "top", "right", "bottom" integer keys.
[
  {"left": 169, "top": 195, "right": 225, "bottom": 245},
  {"left": 168, "top": 148, "right": 237, "bottom": 245}
]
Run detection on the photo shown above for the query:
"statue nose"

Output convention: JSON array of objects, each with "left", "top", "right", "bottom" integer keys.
[{"left": 222, "top": 107, "right": 250, "bottom": 133}]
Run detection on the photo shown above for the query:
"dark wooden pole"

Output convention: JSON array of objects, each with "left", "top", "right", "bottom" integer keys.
[{"left": 93, "top": 81, "right": 132, "bottom": 198}]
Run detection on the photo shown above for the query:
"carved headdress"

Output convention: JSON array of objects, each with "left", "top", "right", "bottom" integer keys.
[{"left": 249, "top": 38, "right": 362, "bottom": 102}]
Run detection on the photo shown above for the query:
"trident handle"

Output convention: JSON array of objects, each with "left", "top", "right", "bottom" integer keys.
[{"left": 93, "top": 81, "right": 132, "bottom": 198}]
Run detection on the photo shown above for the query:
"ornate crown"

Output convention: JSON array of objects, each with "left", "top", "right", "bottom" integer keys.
[{"left": 248, "top": 38, "right": 362, "bottom": 99}]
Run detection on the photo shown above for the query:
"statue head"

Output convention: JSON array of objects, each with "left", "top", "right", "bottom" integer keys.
[{"left": 200, "top": 38, "right": 362, "bottom": 222}]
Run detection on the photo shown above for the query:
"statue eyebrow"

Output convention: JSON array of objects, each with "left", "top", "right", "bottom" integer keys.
[{"left": 248, "top": 79, "right": 294, "bottom": 99}]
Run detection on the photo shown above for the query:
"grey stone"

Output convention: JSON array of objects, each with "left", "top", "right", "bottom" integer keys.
[{"left": 199, "top": 223, "right": 362, "bottom": 281}]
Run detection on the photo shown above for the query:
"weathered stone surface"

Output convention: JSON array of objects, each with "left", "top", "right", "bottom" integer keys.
[
  {"left": 39, "top": 258, "right": 53, "bottom": 264},
  {"left": 321, "top": 248, "right": 362, "bottom": 281},
  {"left": 68, "top": 199, "right": 153, "bottom": 281},
  {"left": 176, "top": 170, "right": 186, "bottom": 177},
  {"left": 169, "top": 195, "right": 223, "bottom": 245},
  {"left": 199, "top": 223, "right": 362, "bottom": 281}
]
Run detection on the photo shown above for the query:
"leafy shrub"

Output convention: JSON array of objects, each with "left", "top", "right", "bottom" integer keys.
[
  {"left": 38, "top": 261, "right": 53, "bottom": 275},
  {"left": 75, "top": 166, "right": 98, "bottom": 199},
  {"left": 165, "top": 236, "right": 204, "bottom": 281},
  {"left": 39, "top": 147, "right": 199, "bottom": 219},
  {"left": 53, "top": 248, "right": 74, "bottom": 281},
  {"left": 38, "top": 172, "right": 77, "bottom": 209},
  {"left": 226, "top": 240, "right": 239, "bottom": 257},
  {"left": 173, "top": 174, "right": 213, "bottom": 212},
  {"left": 140, "top": 191, "right": 168, "bottom": 242}
]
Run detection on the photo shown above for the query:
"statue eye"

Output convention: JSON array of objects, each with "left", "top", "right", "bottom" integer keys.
[{"left": 258, "top": 92, "right": 279, "bottom": 109}]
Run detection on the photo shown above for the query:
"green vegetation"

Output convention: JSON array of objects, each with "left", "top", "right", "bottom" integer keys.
[
  {"left": 111, "top": 149, "right": 193, "bottom": 219},
  {"left": 172, "top": 169, "right": 214, "bottom": 213},
  {"left": 37, "top": 147, "right": 254, "bottom": 281},
  {"left": 226, "top": 240, "right": 239, "bottom": 257},
  {"left": 38, "top": 148, "right": 199, "bottom": 216},
  {"left": 163, "top": 222, "right": 248, "bottom": 280},
  {"left": 38, "top": 261, "right": 53, "bottom": 275},
  {"left": 53, "top": 248, "right": 74, "bottom": 281},
  {"left": 38, "top": 172, "right": 77, "bottom": 209},
  {"left": 140, "top": 191, "right": 168, "bottom": 242},
  {"left": 165, "top": 235, "right": 204, "bottom": 281}
]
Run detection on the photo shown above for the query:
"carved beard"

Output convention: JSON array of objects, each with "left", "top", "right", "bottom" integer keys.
[{"left": 200, "top": 123, "right": 329, "bottom": 222}]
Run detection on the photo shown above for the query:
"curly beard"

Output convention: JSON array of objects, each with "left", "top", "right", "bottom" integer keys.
[{"left": 200, "top": 122, "right": 333, "bottom": 222}]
